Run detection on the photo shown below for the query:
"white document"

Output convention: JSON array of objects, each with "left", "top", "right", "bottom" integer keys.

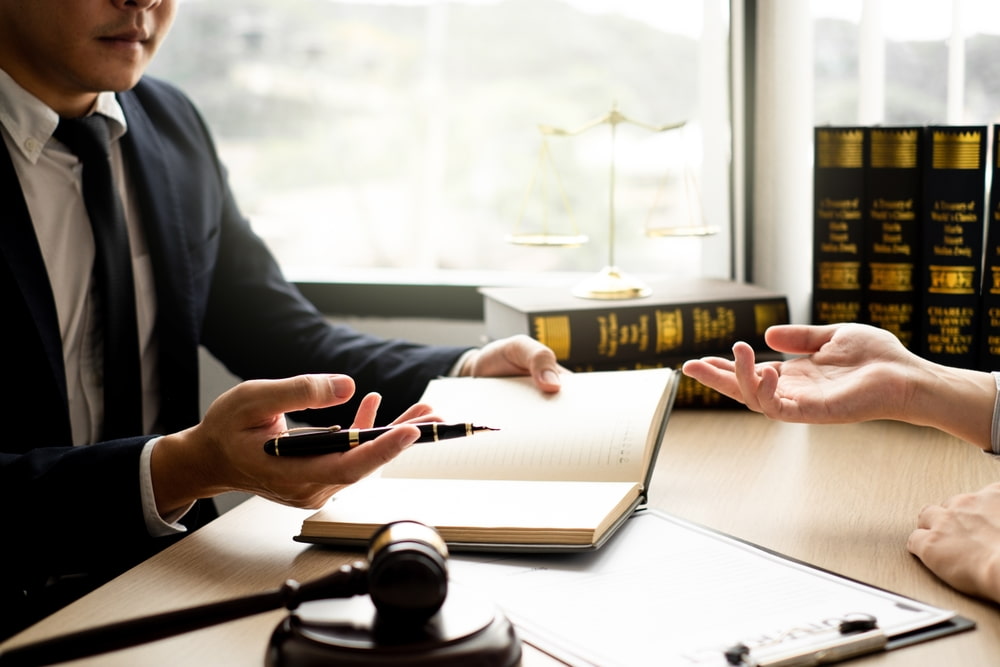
[{"left": 448, "top": 510, "right": 961, "bottom": 666}]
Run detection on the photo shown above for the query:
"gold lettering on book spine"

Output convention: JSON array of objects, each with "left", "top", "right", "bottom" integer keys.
[
  {"left": 990, "top": 267, "right": 1000, "bottom": 295},
  {"left": 928, "top": 265, "right": 977, "bottom": 294},
  {"left": 692, "top": 306, "right": 736, "bottom": 344},
  {"left": 932, "top": 130, "right": 983, "bottom": 170},
  {"left": 816, "top": 129, "right": 864, "bottom": 168},
  {"left": 818, "top": 301, "right": 861, "bottom": 323},
  {"left": 654, "top": 309, "right": 683, "bottom": 354},
  {"left": 627, "top": 315, "right": 651, "bottom": 353},
  {"left": 596, "top": 313, "right": 618, "bottom": 356},
  {"left": 533, "top": 315, "right": 571, "bottom": 361},
  {"left": 753, "top": 303, "right": 789, "bottom": 335}
]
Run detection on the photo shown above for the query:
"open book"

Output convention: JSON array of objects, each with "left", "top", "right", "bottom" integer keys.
[{"left": 295, "top": 367, "right": 679, "bottom": 551}]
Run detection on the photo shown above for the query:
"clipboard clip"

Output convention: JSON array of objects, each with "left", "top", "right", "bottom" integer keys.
[{"left": 724, "top": 614, "right": 886, "bottom": 666}]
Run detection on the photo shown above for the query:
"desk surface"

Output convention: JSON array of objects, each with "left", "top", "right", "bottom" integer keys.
[{"left": 3, "top": 411, "right": 999, "bottom": 665}]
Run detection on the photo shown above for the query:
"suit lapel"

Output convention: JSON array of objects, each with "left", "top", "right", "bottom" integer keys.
[
  {"left": 0, "top": 139, "right": 68, "bottom": 402},
  {"left": 117, "top": 90, "right": 194, "bottom": 316},
  {"left": 117, "top": 89, "right": 201, "bottom": 431}
]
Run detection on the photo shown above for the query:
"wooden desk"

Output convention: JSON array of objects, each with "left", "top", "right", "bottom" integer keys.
[{"left": 3, "top": 411, "right": 999, "bottom": 665}]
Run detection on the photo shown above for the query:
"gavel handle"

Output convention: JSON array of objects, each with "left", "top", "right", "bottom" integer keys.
[{"left": 0, "top": 562, "right": 368, "bottom": 667}]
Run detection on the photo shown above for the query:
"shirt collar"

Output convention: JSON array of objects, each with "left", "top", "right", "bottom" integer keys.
[{"left": 0, "top": 68, "right": 128, "bottom": 164}]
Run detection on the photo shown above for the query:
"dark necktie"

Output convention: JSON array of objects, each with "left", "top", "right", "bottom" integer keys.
[{"left": 55, "top": 116, "right": 143, "bottom": 440}]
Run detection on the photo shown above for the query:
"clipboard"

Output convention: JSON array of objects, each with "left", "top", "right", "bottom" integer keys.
[{"left": 447, "top": 509, "right": 974, "bottom": 666}]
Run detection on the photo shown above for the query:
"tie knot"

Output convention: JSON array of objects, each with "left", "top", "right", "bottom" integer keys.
[{"left": 54, "top": 115, "right": 112, "bottom": 162}]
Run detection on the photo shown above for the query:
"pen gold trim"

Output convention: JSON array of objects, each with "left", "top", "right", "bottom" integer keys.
[
  {"left": 263, "top": 422, "right": 498, "bottom": 457},
  {"left": 270, "top": 426, "right": 342, "bottom": 457}
]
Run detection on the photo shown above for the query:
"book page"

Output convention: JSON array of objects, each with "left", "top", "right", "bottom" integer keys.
[
  {"left": 302, "top": 478, "right": 641, "bottom": 545},
  {"left": 449, "top": 511, "right": 958, "bottom": 666},
  {"left": 382, "top": 368, "right": 675, "bottom": 483}
]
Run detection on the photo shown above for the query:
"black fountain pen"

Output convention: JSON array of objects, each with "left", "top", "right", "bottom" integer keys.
[{"left": 263, "top": 422, "right": 499, "bottom": 456}]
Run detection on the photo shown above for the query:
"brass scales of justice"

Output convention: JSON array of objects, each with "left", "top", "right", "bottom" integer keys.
[{"left": 508, "top": 103, "right": 717, "bottom": 300}]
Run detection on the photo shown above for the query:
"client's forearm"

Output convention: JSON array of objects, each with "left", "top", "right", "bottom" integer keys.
[{"left": 905, "top": 360, "right": 996, "bottom": 451}]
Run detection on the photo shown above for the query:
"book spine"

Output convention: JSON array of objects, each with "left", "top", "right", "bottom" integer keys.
[
  {"left": 527, "top": 296, "right": 789, "bottom": 365},
  {"left": 919, "top": 126, "right": 987, "bottom": 369},
  {"left": 863, "top": 127, "right": 923, "bottom": 349},
  {"left": 812, "top": 127, "right": 867, "bottom": 325},
  {"left": 980, "top": 125, "right": 1000, "bottom": 371}
]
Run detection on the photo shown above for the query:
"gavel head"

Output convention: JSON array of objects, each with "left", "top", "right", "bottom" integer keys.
[{"left": 366, "top": 520, "right": 449, "bottom": 624}]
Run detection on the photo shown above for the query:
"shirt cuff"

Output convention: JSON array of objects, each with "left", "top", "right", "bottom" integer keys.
[
  {"left": 449, "top": 348, "right": 479, "bottom": 377},
  {"left": 140, "top": 437, "right": 193, "bottom": 537},
  {"left": 992, "top": 372, "right": 1000, "bottom": 456}
]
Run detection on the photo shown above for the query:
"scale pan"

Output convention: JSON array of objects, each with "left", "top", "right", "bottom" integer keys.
[{"left": 646, "top": 224, "right": 719, "bottom": 238}]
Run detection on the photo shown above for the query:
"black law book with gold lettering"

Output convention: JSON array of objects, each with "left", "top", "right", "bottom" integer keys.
[
  {"left": 980, "top": 125, "right": 1000, "bottom": 371},
  {"left": 479, "top": 279, "right": 788, "bottom": 367},
  {"left": 862, "top": 127, "right": 924, "bottom": 349},
  {"left": 919, "top": 126, "right": 987, "bottom": 369},
  {"left": 812, "top": 126, "right": 867, "bottom": 325}
]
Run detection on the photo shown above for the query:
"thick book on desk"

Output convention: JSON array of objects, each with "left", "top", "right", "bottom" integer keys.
[
  {"left": 295, "top": 367, "right": 678, "bottom": 552},
  {"left": 480, "top": 279, "right": 788, "bottom": 366}
]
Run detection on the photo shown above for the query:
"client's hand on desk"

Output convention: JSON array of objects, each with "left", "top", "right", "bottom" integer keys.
[
  {"left": 683, "top": 322, "right": 1000, "bottom": 604},
  {"left": 150, "top": 374, "right": 437, "bottom": 518},
  {"left": 908, "top": 483, "right": 1000, "bottom": 603}
]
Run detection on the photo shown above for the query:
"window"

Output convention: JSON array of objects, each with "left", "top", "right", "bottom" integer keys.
[
  {"left": 747, "top": 1, "right": 1000, "bottom": 323},
  {"left": 149, "top": 0, "right": 732, "bottom": 284},
  {"left": 813, "top": 0, "right": 1000, "bottom": 125}
]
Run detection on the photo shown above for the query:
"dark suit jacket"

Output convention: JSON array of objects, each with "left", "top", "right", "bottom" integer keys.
[{"left": 0, "top": 77, "right": 467, "bottom": 634}]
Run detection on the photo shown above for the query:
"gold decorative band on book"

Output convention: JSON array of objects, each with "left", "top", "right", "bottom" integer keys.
[
  {"left": 870, "top": 128, "right": 920, "bottom": 169},
  {"left": 869, "top": 263, "right": 914, "bottom": 292},
  {"left": 932, "top": 129, "right": 985, "bottom": 170},
  {"left": 817, "top": 261, "right": 861, "bottom": 291},
  {"left": 928, "top": 265, "right": 977, "bottom": 295},
  {"left": 815, "top": 128, "right": 864, "bottom": 169}
]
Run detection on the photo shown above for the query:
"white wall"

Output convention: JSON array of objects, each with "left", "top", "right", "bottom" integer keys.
[{"left": 752, "top": 1, "right": 815, "bottom": 324}]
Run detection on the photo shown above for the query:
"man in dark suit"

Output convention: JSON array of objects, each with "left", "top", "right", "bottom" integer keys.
[{"left": 0, "top": 0, "right": 562, "bottom": 637}]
